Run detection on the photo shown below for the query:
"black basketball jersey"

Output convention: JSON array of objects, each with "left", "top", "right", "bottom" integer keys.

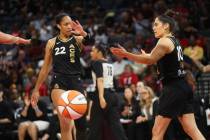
[
  {"left": 52, "top": 36, "right": 82, "bottom": 75},
  {"left": 91, "top": 60, "right": 114, "bottom": 91},
  {"left": 157, "top": 36, "right": 185, "bottom": 81}
]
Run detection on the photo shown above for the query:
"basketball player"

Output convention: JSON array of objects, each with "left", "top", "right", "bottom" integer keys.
[
  {"left": 31, "top": 13, "right": 91, "bottom": 140},
  {"left": 87, "top": 44, "right": 128, "bottom": 140},
  {"left": 111, "top": 10, "right": 205, "bottom": 140},
  {"left": 0, "top": 31, "right": 30, "bottom": 45}
]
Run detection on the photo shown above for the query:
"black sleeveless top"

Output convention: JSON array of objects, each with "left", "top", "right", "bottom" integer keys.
[
  {"left": 157, "top": 36, "right": 185, "bottom": 81},
  {"left": 52, "top": 36, "right": 82, "bottom": 75}
]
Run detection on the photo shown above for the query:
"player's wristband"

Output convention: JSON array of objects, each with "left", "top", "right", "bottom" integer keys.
[{"left": 82, "top": 33, "right": 93, "bottom": 45}]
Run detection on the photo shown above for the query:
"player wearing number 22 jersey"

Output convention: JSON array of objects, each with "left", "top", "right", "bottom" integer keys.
[{"left": 31, "top": 13, "right": 92, "bottom": 140}]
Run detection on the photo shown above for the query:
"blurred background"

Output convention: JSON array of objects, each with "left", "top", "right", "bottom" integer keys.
[{"left": 0, "top": 0, "right": 210, "bottom": 140}]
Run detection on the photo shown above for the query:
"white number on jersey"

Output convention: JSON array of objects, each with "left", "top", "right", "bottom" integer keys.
[
  {"left": 55, "top": 47, "right": 66, "bottom": 55},
  {"left": 177, "top": 45, "right": 183, "bottom": 61},
  {"left": 102, "top": 63, "right": 114, "bottom": 88}
]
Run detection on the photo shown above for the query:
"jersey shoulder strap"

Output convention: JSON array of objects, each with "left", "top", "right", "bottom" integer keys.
[
  {"left": 166, "top": 36, "right": 179, "bottom": 47},
  {"left": 48, "top": 37, "right": 56, "bottom": 49}
]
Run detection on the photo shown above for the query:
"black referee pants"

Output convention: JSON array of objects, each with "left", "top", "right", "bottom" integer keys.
[{"left": 87, "top": 90, "right": 128, "bottom": 140}]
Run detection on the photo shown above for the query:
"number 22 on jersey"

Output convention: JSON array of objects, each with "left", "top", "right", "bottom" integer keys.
[{"left": 55, "top": 47, "right": 66, "bottom": 55}]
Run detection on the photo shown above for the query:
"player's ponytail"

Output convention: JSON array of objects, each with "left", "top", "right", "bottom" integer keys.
[
  {"left": 164, "top": 9, "right": 180, "bottom": 18},
  {"left": 157, "top": 9, "right": 179, "bottom": 34}
]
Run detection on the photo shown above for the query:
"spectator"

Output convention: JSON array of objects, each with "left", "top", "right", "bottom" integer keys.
[
  {"left": 18, "top": 94, "right": 49, "bottom": 140},
  {"left": 25, "top": 75, "right": 48, "bottom": 97},
  {"left": 113, "top": 57, "right": 131, "bottom": 77},
  {"left": 0, "top": 85, "right": 16, "bottom": 139},
  {"left": 184, "top": 44, "right": 204, "bottom": 61},
  {"left": 119, "top": 64, "right": 139, "bottom": 89},
  {"left": 135, "top": 86, "right": 158, "bottom": 140},
  {"left": 41, "top": 106, "right": 60, "bottom": 140},
  {"left": 183, "top": 33, "right": 204, "bottom": 61},
  {"left": 120, "top": 87, "right": 139, "bottom": 140}
]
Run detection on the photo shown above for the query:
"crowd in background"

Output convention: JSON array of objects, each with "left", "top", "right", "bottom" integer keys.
[{"left": 0, "top": 0, "right": 210, "bottom": 139}]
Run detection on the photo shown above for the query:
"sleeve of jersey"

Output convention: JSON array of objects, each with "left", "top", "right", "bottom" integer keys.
[{"left": 91, "top": 61, "right": 103, "bottom": 78}]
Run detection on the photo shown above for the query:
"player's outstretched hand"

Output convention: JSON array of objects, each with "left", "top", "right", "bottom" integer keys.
[
  {"left": 110, "top": 44, "right": 127, "bottom": 58},
  {"left": 15, "top": 37, "right": 31, "bottom": 45},
  {"left": 22, "top": 39, "right": 31, "bottom": 45}
]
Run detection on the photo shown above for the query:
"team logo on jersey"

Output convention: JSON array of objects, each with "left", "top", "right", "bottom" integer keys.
[
  {"left": 54, "top": 83, "right": 59, "bottom": 89},
  {"left": 69, "top": 44, "right": 75, "bottom": 63}
]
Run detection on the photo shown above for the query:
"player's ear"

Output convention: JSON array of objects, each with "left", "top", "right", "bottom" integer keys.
[
  {"left": 57, "top": 24, "right": 61, "bottom": 30},
  {"left": 164, "top": 23, "right": 170, "bottom": 31}
]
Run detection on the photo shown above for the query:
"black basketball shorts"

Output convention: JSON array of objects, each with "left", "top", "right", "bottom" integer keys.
[
  {"left": 157, "top": 78, "right": 194, "bottom": 118},
  {"left": 50, "top": 73, "right": 84, "bottom": 93}
]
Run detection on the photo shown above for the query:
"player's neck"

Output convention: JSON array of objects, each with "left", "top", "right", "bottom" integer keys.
[
  {"left": 163, "top": 33, "right": 173, "bottom": 38},
  {"left": 58, "top": 34, "right": 71, "bottom": 42}
]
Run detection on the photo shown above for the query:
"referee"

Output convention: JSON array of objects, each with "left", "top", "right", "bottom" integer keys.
[{"left": 87, "top": 44, "right": 128, "bottom": 140}]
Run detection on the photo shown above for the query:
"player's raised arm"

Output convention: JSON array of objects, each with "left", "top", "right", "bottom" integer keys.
[
  {"left": 110, "top": 39, "right": 170, "bottom": 65},
  {"left": 71, "top": 20, "right": 93, "bottom": 48},
  {"left": 0, "top": 31, "right": 31, "bottom": 45}
]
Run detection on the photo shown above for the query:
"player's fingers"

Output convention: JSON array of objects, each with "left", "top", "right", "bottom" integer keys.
[
  {"left": 71, "top": 20, "right": 77, "bottom": 27},
  {"left": 110, "top": 50, "right": 120, "bottom": 55},
  {"left": 110, "top": 47, "right": 117, "bottom": 52},
  {"left": 76, "top": 20, "right": 81, "bottom": 26}
]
